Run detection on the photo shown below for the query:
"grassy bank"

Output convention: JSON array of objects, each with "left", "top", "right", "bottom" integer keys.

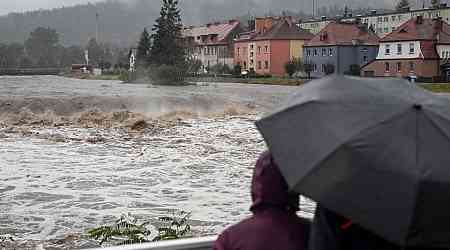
[
  {"left": 420, "top": 84, "right": 450, "bottom": 93},
  {"left": 187, "top": 76, "right": 305, "bottom": 86}
]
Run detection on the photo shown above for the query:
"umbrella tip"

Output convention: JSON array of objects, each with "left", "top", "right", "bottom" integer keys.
[{"left": 413, "top": 104, "right": 422, "bottom": 110}]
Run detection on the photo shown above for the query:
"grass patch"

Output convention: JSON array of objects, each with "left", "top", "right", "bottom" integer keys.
[
  {"left": 241, "top": 77, "right": 305, "bottom": 86},
  {"left": 420, "top": 84, "right": 450, "bottom": 93}
]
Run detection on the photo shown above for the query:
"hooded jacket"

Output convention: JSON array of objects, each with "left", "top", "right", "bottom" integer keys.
[
  {"left": 309, "top": 205, "right": 446, "bottom": 250},
  {"left": 214, "top": 151, "right": 310, "bottom": 250}
]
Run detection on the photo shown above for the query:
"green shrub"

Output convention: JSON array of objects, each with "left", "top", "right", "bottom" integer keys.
[
  {"left": 88, "top": 211, "right": 191, "bottom": 247},
  {"left": 232, "top": 65, "right": 242, "bottom": 77},
  {"left": 150, "top": 64, "right": 186, "bottom": 85}
]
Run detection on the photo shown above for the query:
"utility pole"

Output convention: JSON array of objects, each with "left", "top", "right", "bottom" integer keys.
[
  {"left": 312, "top": 0, "right": 315, "bottom": 17},
  {"left": 95, "top": 12, "right": 100, "bottom": 42}
]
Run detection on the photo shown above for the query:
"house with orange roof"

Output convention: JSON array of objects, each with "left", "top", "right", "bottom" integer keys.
[
  {"left": 303, "top": 21, "right": 380, "bottom": 78},
  {"left": 234, "top": 17, "right": 313, "bottom": 76},
  {"left": 183, "top": 20, "right": 243, "bottom": 72},
  {"left": 362, "top": 16, "right": 450, "bottom": 81}
]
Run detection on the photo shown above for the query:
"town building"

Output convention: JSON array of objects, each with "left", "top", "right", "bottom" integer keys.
[
  {"left": 300, "top": 4, "right": 450, "bottom": 38},
  {"left": 182, "top": 20, "right": 243, "bottom": 72},
  {"left": 361, "top": 17, "right": 450, "bottom": 81},
  {"left": 234, "top": 17, "right": 313, "bottom": 76},
  {"left": 303, "top": 21, "right": 379, "bottom": 78}
]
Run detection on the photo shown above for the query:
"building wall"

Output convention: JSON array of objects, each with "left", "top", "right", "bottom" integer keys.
[
  {"left": 270, "top": 40, "right": 291, "bottom": 76},
  {"left": 304, "top": 45, "right": 378, "bottom": 77},
  {"left": 362, "top": 59, "right": 439, "bottom": 78},
  {"left": 376, "top": 41, "right": 422, "bottom": 60},
  {"left": 437, "top": 44, "right": 450, "bottom": 59},
  {"left": 300, "top": 8, "right": 450, "bottom": 37},
  {"left": 248, "top": 42, "right": 256, "bottom": 70},
  {"left": 290, "top": 40, "right": 305, "bottom": 59},
  {"left": 300, "top": 21, "right": 331, "bottom": 34},
  {"left": 304, "top": 46, "right": 338, "bottom": 78},
  {"left": 234, "top": 42, "right": 249, "bottom": 70},
  {"left": 255, "top": 40, "right": 271, "bottom": 75}
]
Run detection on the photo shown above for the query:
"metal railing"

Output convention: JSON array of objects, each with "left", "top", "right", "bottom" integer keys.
[{"left": 87, "top": 236, "right": 217, "bottom": 250}]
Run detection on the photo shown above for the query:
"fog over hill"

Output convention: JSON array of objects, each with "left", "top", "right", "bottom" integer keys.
[{"left": 0, "top": 0, "right": 434, "bottom": 47}]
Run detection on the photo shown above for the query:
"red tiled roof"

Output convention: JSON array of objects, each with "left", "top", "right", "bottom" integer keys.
[
  {"left": 253, "top": 19, "right": 313, "bottom": 41},
  {"left": 381, "top": 18, "right": 450, "bottom": 43},
  {"left": 305, "top": 21, "right": 380, "bottom": 46},
  {"left": 182, "top": 20, "right": 240, "bottom": 45}
]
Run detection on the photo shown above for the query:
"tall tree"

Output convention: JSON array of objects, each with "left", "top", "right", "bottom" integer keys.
[
  {"left": 137, "top": 28, "right": 151, "bottom": 66},
  {"left": 25, "top": 27, "right": 60, "bottom": 67},
  {"left": 396, "top": 0, "right": 410, "bottom": 11},
  {"left": 431, "top": 0, "right": 441, "bottom": 9},
  {"left": 149, "top": 0, "right": 185, "bottom": 66}
]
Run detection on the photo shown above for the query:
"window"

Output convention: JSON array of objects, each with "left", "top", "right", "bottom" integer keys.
[
  {"left": 258, "top": 61, "right": 262, "bottom": 69},
  {"left": 363, "top": 55, "right": 368, "bottom": 62},
  {"left": 250, "top": 44, "right": 254, "bottom": 50},
  {"left": 250, "top": 52, "right": 254, "bottom": 58},
  {"left": 397, "top": 62, "right": 402, "bottom": 72},
  {"left": 446, "top": 51, "right": 449, "bottom": 58},
  {"left": 264, "top": 45, "right": 269, "bottom": 52},
  {"left": 250, "top": 59, "right": 254, "bottom": 65},
  {"left": 237, "top": 48, "right": 240, "bottom": 56},
  {"left": 443, "top": 51, "right": 446, "bottom": 58},
  {"left": 409, "top": 62, "right": 415, "bottom": 71},
  {"left": 409, "top": 43, "right": 415, "bottom": 54},
  {"left": 322, "top": 48, "right": 327, "bottom": 56},
  {"left": 384, "top": 17, "right": 389, "bottom": 22},
  {"left": 385, "top": 44, "right": 391, "bottom": 55},
  {"left": 392, "top": 16, "right": 396, "bottom": 21},
  {"left": 378, "top": 28, "right": 383, "bottom": 33},
  {"left": 384, "top": 27, "right": 389, "bottom": 33},
  {"left": 385, "top": 62, "right": 390, "bottom": 72},
  {"left": 397, "top": 44, "right": 402, "bottom": 55},
  {"left": 204, "top": 47, "right": 207, "bottom": 54},
  {"left": 329, "top": 48, "right": 333, "bottom": 56},
  {"left": 313, "top": 64, "right": 318, "bottom": 72},
  {"left": 321, "top": 64, "right": 325, "bottom": 72},
  {"left": 264, "top": 61, "right": 269, "bottom": 69},
  {"left": 377, "top": 17, "right": 383, "bottom": 22},
  {"left": 257, "top": 46, "right": 261, "bottom": 54},
  {"left": 307, "top": 49, "right": 311, "bottom": 56},
  {"left": 398, "top": 15, "right": 402, "bottom": 21},
  {"left": 243, "top": 61, "right": 247, "bottom": 69},
  {"left": 314, "top": 49, "right": 318, "bottom": 56}
]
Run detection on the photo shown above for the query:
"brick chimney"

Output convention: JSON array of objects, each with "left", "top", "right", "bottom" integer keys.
[{"left": 255, "top": 17, "right": 274, "bottom": 34}]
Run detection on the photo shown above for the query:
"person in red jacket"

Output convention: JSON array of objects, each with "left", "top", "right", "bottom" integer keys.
[{"left": 214, "top": 151, "right": 310, "bottom": 250}]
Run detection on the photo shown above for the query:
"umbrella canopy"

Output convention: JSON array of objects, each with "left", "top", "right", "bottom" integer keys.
[{"left": 256, "top": 76, "right": 450, "bottom": 248}]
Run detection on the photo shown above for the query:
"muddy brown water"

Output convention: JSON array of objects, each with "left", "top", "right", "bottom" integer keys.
[{"left": 0, "top": 76, "right": 315, "bottom": 249}]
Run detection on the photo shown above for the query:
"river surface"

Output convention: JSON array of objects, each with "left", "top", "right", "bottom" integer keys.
[{"left": 0, "top": 76, "right": 315, "bottom": 249}]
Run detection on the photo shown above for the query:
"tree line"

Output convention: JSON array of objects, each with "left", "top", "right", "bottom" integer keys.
[{"left": 0, "top": 27, "right": 130, "bottom": 69}]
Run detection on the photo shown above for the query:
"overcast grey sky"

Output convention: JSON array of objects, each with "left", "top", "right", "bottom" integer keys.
[{"left": 0, "top": 0, "right": 105, "bottom": 15}]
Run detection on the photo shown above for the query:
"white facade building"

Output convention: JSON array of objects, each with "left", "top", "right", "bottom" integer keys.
[{"left": 300, "top": 6, "right": 450, "bottom": 38}]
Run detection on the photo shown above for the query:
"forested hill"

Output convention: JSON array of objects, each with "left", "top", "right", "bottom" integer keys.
[{"left": 0, "top": 0, "right": 393, "bottom": 47}]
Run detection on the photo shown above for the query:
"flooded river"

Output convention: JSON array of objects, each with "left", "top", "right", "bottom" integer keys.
[{"left": 0, "top": 76, "right": 314, "bottom": 249}]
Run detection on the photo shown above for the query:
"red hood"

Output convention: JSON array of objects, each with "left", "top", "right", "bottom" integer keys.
[{"left": 250, "top": 151, "right": 299, "bottom": 213}]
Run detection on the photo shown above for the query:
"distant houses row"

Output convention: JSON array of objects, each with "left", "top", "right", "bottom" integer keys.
[{"left": 181, "top": 13, "right": 450, "bottom": 82}]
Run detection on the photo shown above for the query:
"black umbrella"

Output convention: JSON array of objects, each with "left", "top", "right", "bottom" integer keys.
[{"left": 256, "top": 76, "right": 450, "bottom": 248}]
